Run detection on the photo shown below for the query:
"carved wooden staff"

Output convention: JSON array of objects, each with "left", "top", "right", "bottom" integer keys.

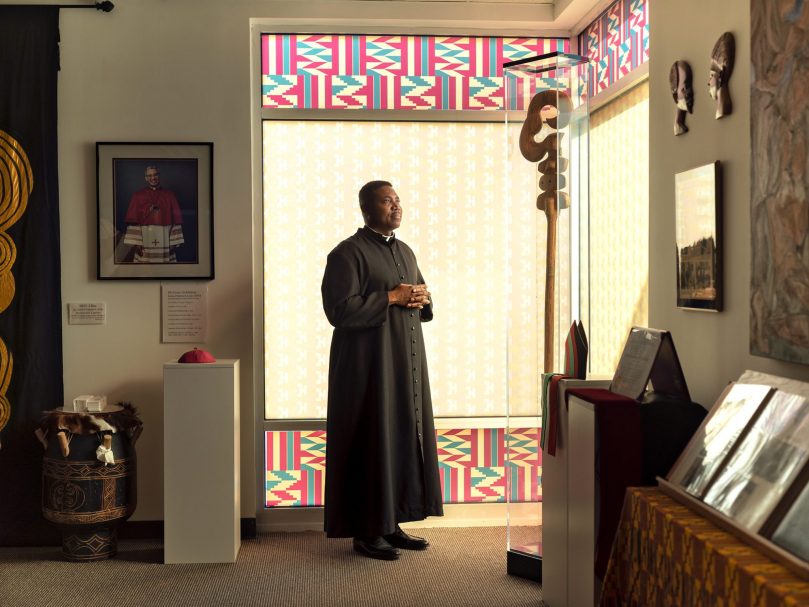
[{"left": 519, "top": 90, "right": 573, "bottom": 372}]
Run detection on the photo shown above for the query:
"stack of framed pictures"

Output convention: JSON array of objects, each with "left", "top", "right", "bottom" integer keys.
[
  {"left": 660, "top": 375, "right": 809, "bottom": 580},
  {"left": 667, "top": 383, "right": 774, "bottom": 500}
]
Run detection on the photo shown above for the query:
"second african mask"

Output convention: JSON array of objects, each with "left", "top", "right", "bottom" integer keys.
[{"left": 709, "top": 32, "right": 735, "bottom": 119}]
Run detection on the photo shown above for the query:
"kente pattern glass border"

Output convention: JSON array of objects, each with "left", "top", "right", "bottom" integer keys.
[
  {"left": 261, "top": 34, "right": 568, "bottom": 110},
  {"left": 577, "top": 0, "right": 648, "bottom": 98},
  {"left": 264, "top": 428, "right": 541, "bottom": 507}
]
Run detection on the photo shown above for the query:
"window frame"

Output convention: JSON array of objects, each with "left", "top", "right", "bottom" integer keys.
[{"left": 250, "top": 20, "right": 571, "bottom": 525}]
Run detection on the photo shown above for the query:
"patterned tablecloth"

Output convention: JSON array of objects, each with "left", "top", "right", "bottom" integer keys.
[{"left": 600, "top": 487, "right": 809, "bottom": 607}]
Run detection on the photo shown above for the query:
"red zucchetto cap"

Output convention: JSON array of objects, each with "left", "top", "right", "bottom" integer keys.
[{"left": 178, "top": 348, "right": 217, "bottom": 363}]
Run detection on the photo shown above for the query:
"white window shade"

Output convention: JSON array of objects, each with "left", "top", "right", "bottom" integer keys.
[
  {"left": 588, "top": 81, "right": 649, "bottom": 375},
  {"left": 262, "top": 120, "right": 543, "bottom": 419}
]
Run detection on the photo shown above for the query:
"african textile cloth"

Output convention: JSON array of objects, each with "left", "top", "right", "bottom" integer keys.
[
  {"left": 261, "top": 34, "right": 568, "bottom": 111},
  {"left": 265, "top": 428, "right": 541, "bottom": 507},
  {"left": 578, "top": 0, "right": 648, "bottom": 98},
  {"left": 600, "top": 487, "right": 809, "bottom": 607}
]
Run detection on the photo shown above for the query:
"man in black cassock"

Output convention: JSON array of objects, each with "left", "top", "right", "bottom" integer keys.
[{"left": 321, "top": 180, "right": 444, "bottom": 561}]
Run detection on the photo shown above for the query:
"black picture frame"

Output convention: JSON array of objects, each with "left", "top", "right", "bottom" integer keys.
[
  {"left": 96, "top": 142, "right": 214, "bottom": 280},
  {"left": 675, "top": 161, "right": 722, "bottom": 311}
]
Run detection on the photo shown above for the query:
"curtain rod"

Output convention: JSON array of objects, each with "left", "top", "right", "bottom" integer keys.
[{"left": 58, "top": 2, "right": 114, "bottom": 11}]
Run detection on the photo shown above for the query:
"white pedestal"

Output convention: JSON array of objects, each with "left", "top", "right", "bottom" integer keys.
[
  {"left": 163, "top": 360, "right": 240, "bottom": 564},
  {"left": 567, "top": 393, "right": 598, "bottom": 607},
  {"left": 542, "top": 378, "right": 609, "bottom": 607}
]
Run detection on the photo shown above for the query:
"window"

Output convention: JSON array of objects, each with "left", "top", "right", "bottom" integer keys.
[
  {"left": 256, "top": 19, "right": 651, "bottom": 510},
  {"left": 258, "top": 32, "right": 567, "bottom": 510},
  {"left": 578, "top": 0, "right": 650, "bottom": 372},
  {"left": 588, "top": 80, "right": 650, "bottom": 373}
]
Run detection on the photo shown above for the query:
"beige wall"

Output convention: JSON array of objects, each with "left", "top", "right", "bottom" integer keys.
[
  {"left": 650, "top": 0, "right": 809, "bottom": 408},
  {"left": 20, "top": 0, "right": 570, "bottom": 521},
  {"left": 57, "top": 1, "right": 257, "bottom": 520}
]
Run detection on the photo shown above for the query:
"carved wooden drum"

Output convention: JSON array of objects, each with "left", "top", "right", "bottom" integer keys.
[{"left": 38, "top": 405, "right": 142, "bottom": 561}]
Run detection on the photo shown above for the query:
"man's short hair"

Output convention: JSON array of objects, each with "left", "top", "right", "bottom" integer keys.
[
  {"left": 358, "top": 180, "right": 392, "bottom": 213},
  {"left": 145, "top": 165, "right": 159, "bottom": 173}
]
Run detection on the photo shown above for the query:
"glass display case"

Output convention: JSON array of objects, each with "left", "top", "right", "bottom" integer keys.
[{"left": 503, "top": 52, "right": 590, "bottom": 582}]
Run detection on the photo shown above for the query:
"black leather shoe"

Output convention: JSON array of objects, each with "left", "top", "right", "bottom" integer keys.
[
  {"left": 352, "top": 536, "right": 400, "bottom": 560},
  {"left": 383, "top": 526, "right": 429, "bottom": 550}
]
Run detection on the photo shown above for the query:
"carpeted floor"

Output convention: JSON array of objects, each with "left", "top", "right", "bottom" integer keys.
[{"left": 0, "top": 526, "right": 543, "bottom": 607}]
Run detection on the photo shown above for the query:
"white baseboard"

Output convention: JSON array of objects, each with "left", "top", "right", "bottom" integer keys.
[{"left": 256, "top": 502, "right": 541, "bottom": 533}]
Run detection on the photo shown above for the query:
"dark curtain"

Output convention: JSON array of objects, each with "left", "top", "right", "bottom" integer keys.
[{"left": 0, "top": 6, "right": 64, "bottom": 545}]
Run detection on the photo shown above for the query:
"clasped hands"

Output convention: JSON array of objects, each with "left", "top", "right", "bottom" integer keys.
[{"left": 388, "top": 283, "right": 431, "bottom": 309}]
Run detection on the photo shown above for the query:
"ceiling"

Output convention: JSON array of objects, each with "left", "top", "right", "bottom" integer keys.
[
  {"left": 328, "top": 0, "right": 609, "bottom": 33},
  {"left": 356, "top": 0, "right": 554, "bottom": 3}
]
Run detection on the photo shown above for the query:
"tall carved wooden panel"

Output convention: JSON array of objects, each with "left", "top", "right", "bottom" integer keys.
[{"left": 751, "top": 1, "right": 809, "bottom": 363}]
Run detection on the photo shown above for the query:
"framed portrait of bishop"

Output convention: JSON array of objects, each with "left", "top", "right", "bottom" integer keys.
[{"left": 96, "top": 142, "right": 214, "bottom": 280}]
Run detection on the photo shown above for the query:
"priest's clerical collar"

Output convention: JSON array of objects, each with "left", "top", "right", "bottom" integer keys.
[{"left": 365, "top": 225, "right": 395, "bottom": 243}]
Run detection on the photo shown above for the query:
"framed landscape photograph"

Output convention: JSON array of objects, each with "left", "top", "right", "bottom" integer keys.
[
  {"left": 675, "top": 161, "right": 722, "bottom": 310},
  {"left": 97, "top": 142, "right": 214, "bottom": 280}
]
